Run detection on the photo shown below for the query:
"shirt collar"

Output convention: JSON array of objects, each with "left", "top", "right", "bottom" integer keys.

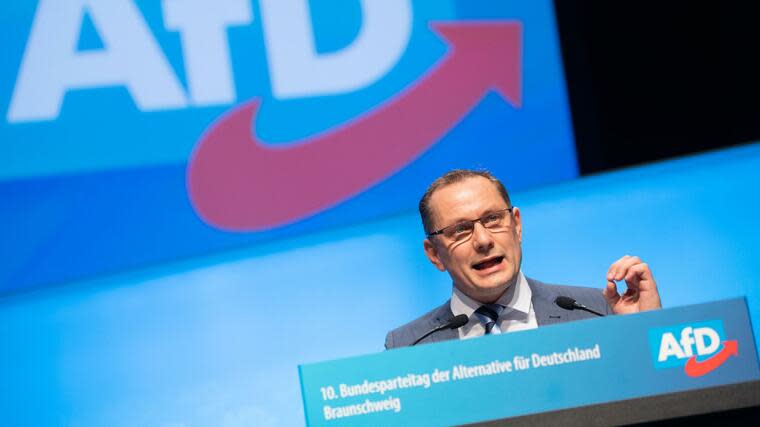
[{"left": 450, "top": 271, "right": 532, "bottom": 317}]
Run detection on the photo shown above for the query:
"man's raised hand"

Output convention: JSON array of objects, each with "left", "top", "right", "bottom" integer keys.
[{"left": 603, "top": 255, "right": 662, "bottom": 314}]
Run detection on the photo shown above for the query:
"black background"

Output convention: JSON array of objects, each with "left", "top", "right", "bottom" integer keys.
[{"left": 555, "top": 1, "right": 760, "bottom": 174}]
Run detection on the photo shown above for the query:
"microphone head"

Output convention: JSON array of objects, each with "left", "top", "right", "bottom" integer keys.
[
  {"left": 555, "top": 296, "right": 578, "bottom": 310},
  {"left": 448, "top": 314, "right": 469, "bottom": 329}
]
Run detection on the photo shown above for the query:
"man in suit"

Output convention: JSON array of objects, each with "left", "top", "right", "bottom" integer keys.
[{"left": 385, "top": 170, "right": 661, "bottom": 349}]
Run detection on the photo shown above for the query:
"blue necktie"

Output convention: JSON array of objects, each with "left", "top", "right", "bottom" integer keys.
[{"left": 474, "top": 304, "right": 504, "bottom": 335}]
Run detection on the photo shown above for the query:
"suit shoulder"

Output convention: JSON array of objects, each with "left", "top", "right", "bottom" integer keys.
[
  {"left": 533, "top": 280, "right": 602, "bottom": 297},
  {"left": 528, "top": 278, "right": 609, "bottom": 313}
]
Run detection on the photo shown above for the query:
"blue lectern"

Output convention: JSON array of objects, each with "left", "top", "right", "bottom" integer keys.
[{"left": 299, "top": 298, "right": 760, "bottom": 426}]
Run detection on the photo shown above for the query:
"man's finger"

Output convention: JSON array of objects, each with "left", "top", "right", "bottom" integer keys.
[
  {"left": 614, "top": 255, "right": 641, "bottom": 281},
  {"left": 626, "top": 263, "right": 659, "bottom": 295},
  {"left": 623, "top": 265, "right": 642, "bottom": 288},
  {"left": 607, "top": 255, "right": 629, "bottom": 281},
  {"left": 624, "top": 262, "right": 649, "bottom": 284},
  {"left": 603, "top": 280, "right": 620, "bottom": 306}
]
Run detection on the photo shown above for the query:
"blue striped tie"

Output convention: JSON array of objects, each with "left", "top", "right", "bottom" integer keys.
[{"left": 474, "top": 304, "right": 504, "bottom": 335}]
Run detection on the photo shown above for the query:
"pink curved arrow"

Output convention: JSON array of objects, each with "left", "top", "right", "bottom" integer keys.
[
  {"left": 684, "top": 340, "right": 738, "bottom": 377},
  {"left": 187, "top": 22, "right": 522, "bottom": 231}
]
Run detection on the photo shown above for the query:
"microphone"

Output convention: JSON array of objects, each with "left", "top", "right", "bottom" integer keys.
[
  {"left": 554, "top": 296, "right": 605, "bottom": 317},
  {"left": 411, "top": 314, "right": 469, "bottom": 346}
]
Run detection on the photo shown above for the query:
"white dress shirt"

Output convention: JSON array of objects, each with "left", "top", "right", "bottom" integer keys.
[{"left": 450, "top": 271, "right": 538, "bottom": 339}]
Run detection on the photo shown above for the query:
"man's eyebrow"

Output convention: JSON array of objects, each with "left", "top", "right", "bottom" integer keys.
[{"left": 442, "top": 207, "right": 506, "bottom": 225}]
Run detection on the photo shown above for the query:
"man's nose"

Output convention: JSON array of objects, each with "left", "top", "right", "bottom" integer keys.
[{"left": 471, "top": 222, "right": 494, "bottom": 252}]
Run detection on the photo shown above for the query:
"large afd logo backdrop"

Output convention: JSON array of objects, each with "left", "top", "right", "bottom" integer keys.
[{"left": 0, "top": 0, "right": 576, "bottom": 293}]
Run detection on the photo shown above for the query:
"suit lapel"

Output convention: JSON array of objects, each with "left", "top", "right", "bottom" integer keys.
[
  {"left": 528, "top": 278, "right": 566, "bottom": 326},
  {"left": 425, "top": 302, "right": 459, "bottom": 343}
]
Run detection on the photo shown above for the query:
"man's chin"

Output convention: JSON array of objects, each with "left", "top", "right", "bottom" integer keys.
[
  {"left": 476, "top": 272, "right": 513, "bottom": 289},
  {"left": 467, "top": 281, "right": 511, "bottom": 302}
]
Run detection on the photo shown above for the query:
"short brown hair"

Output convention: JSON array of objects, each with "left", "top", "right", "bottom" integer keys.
[{"left": 419, "top": 169, "right": 511, "bottom": 235}]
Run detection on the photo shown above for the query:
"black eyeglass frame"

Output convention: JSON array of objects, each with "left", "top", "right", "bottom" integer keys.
[{"left": 426, "top": 207, "right": 514, "bottom": 239}]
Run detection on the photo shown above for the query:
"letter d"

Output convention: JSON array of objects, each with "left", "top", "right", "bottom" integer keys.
[{"left": 694, "top": 327, "right": 721, "bottom": 355}]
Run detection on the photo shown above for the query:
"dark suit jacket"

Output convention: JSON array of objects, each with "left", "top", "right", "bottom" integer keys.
[{"left": 385, "top": 278, "right": 611, "bottom": 349}]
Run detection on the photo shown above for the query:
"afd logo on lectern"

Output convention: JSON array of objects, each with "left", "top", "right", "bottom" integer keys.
[{"left": 648, "top": 320, "right": 739, "bottom": 377}]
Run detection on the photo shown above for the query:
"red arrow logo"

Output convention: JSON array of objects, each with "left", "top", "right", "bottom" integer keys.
[
  {"left": 187, "top": 22, "right": 522, "bottom": 231},
  {"left": 684, "top": 340, "right": 738, "bottom": 377}
]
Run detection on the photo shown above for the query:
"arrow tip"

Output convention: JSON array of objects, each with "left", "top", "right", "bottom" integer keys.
[
  {"left": 724, "top": 340, "right": 739, "bottom": 356},
  {"left": 431, "top": 21, "right": 522, "bottom": 107}
]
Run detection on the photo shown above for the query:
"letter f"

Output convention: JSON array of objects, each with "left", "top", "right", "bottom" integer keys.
[{"left": 680, "top": 327, "right": 695, "bottom": 357}]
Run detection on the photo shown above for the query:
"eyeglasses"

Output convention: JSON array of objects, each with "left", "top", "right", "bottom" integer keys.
[{"left": 426, "top": 208, "right": 514, "bottom": 242}]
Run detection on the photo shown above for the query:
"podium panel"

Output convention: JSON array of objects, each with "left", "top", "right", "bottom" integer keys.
[{"left": 299, "top": 299, "right": 760, "bottom": 426}]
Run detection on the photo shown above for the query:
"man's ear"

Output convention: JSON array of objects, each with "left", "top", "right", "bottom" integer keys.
[
  {"left": 423, "top": 238, "right": 446, "bottom": 271},
  {"left": 512, "top": 207, "right": 523, "bottom": 243}
]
